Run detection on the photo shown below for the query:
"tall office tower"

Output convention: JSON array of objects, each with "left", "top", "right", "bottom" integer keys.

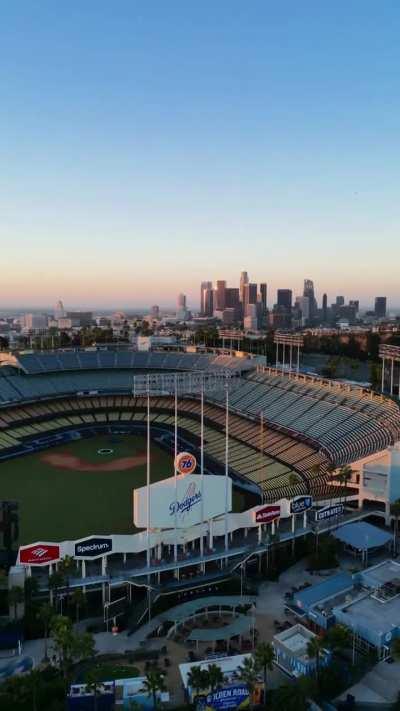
[
  {"left": 54, "top": 299, "right": 65, "bottom": 319},
  {"left": 177, "top": 293, "right": 186, "bottom": 310},
  {"left": 349, "top": 300, "right": 359, "bottom": 315},
  {"left": 150, "top": 305, "right": 160, "bottom": 319},
  {"left": 243, "top": 283, "right": 257, "bottom": 318},
  {"left": 204, "top": 288, "right": 214, "bottom": 316},
  {"left": 225, "top": 288, "right": 240, "bottom": 308},
  {"left": 336, "top": 296, "right": 345, "bottom": 307},
  {"left": 295, "top": 296, "right": 310, "bottom": 326},
  {"left": 260, "top": 283, "right": 267, "bottom": 311},
  {"left": 200, "top": 281, "right": 212, "bottom": 315},
  {"left": 322, "top": 293, "right": 328, "bottom": 322},
  {"left": 277, "top": 289, "right": 293, "bottom": 309},
  {"left": 303, "top": 279, "right": 317, "bottom": 322},
  {"left": 239, "top": 271, "right": 249, "bottom": 304},
  {"left": 375, "top": 297, "right": 387, "bottom": 319},
  {"left": 216, "top": 280, "right": 226, "bottom": 310}
]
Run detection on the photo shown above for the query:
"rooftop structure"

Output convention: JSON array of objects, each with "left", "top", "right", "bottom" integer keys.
[{"left": 273, "top": 623, "right": 330, "bottom": 677}]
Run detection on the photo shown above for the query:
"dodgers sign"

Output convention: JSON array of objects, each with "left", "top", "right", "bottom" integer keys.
[
  {"left": 175, "top": 451, "right": 197, "bottom": 475},
  {"left": 290, "top": 495, "right": 313, "bottom": 515},
  {"left": 315, "top": 503, "right": 344, "bottom": 522},
  {"left": 134, "top": 474, "right": 232, "bottom": 529},
  {"left": 74, "top": 537, "right": 112, "bottom": 559}
]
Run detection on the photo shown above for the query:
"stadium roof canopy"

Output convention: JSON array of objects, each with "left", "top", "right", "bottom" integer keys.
[
  {"left": 165, "top": 595, "right": 255, "bottom": 623},
  {"left": 332, "top": 522, "right": 392, "bottom": 551},
  {"left": 188, "top": 614, "right": 253, "bottom": 642}
]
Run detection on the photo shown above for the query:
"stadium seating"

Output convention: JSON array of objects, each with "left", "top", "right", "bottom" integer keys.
[{"left": 1, "top": 348, "right": 400, "bottom": 501}]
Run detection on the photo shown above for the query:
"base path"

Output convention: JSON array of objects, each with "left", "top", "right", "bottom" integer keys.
[{"left": 41, "top": 452, "right": 149, "bottom": 472}]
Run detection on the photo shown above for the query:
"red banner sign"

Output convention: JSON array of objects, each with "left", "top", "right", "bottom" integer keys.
[
  {"left": 255, "top": 505, "right": 280, "bottom": 524},
  {"left": 20, "top": 544, "right": 60, "bottom": 565}
]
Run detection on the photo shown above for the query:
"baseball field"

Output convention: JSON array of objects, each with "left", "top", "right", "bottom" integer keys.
[
  {"left": 0, "top": 434, "right": 250, "bottom": 546},
  {"left": 0, "top": 434, "right": 172, "bottom": 545}
]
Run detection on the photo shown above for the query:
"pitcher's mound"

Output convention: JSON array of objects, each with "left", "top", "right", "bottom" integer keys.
[{"left": 41, "top": 451, "right": 148, "bottom": 472}]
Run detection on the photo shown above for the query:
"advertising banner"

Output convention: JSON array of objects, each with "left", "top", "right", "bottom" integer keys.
[
  {"left": 290, "top": 496, "right": 313, "bottom": 515},
  {"left": 134, "top": 474, "right": 232, "bottom": 529},
  {"left": 19, "top": 543, "right": 60, "bottom": 565},
  {"left": 74, "top": 536, "right": 113, "bottom": 559},
  {"left": 196, "top": 684, "right": 250, "bottom": 711},
  {"left": 315, "top": 503, "right": 344, "bottom": 522},
  {"left": 254, "top": 505, "right": 280, "bottom": 524}
]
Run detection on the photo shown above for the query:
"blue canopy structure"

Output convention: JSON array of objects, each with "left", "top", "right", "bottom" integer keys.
[{"left": 332, "top": 522, "right": 392, "bottom": 551}]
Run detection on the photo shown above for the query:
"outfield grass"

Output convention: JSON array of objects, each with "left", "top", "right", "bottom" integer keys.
[
  {"left": 0, "top": 434, "right": 252, "bottom": 545},
  {"left": 0, "top": 435, "right": 172, "bottom": 544}
]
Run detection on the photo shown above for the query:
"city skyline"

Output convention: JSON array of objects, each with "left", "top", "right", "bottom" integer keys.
[{"left": 1, "top": 3, "right": 400, "bottom": 307}]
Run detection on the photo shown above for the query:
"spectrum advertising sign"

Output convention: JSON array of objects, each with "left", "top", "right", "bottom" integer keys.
[
  {"left": 134, "top": 474, "right": 232, "bottom": 529},
  {"left": 74, "top": 536, "right": 113, "bottom": 559},
  {"left": 19, "top": 543, "right": 60, "bottom": 566}
]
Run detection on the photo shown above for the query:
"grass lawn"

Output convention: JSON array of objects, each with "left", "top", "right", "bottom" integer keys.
[
  {"left": 0, "top": 435, "right": 172, "bottom": 544},
  {"left": 83, "top": 663, "right": 140, "bottom": 682}
]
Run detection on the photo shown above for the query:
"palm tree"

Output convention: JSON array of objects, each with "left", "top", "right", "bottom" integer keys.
[
  {"left": 8, "top": 585, "right": 24, "bottom": 620},
  {"left": 390, "top": 499, "right": 400, "bottom": 555},
  {"left": 71, "top": 588, "right": 86, "bottom": 623},
  {"left": 254, "top": 642, "right": 274, "bottom": 705},
  {"left": 143, "top": 669, "right": 166, "bottom": 710},
  {"left": 187, "top": 666, "right": 209, "bottom": 698},
  {"left": 58, "top": 555, "right": 76, "bottom": 607},
  {"left": 48, "top": 570, "right": 65, "bottom": 610},
  {"left": 37, "top": 602, "right": 54, "bottom": 661},
  {"left": 85, "top": 668, "right": 103, "bottom": 711},
  {"left": 207, "top": 664, "right": 224, "bottom": 694},
  {"left": 306, "top": 636, "right": 325, "bottom": 686},
  {"left": 237, "top": 656, "right": 259, "bottom": 708},
  {"left": 335, "top": 465, "right": 353, "bottom": 510},
  {"left": 325, "top": 624, "right": 351, "bottom": 654}
]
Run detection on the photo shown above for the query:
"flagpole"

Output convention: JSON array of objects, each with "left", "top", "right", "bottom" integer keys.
[
  {"left": 174, "top": 374, "right": 178, "bottom": 563},
  {"left": 146, "top": 376, "right": 151, "bottom": 574},
  {"left": 200, "top": 375, "right": 204, "bottom": 557},
  {"left": 225, "top": 377, "right": 229, "bottom": 554}
]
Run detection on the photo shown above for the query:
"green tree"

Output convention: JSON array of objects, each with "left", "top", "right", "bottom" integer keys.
[
  {"left": 325, "top": 624, "right": 351, "bottom": 653},
  {"left": 143, "top": 669, "right": 166, "bottom": 710},
  {"left": 207, "top": 664, "right": 224, "bottom": 694},
  {"left": 48, "top": 571, "right": 65, "bottom": 609},
  {"left": 237, "top": 656, "right": 259, "bottom": 708},
  {"left": 254, "top": 642, "right": 274, "bottom": 705},
  {"left": 71, "top": 588, "right": 86, "bottom": 623},
  {"left": 272, "top": 679, "right": 311, "bottom": 710},
  {"left": 85, "top": 668, "right": 103, "bottom": 711},
  {"left": 187, "top": 666, "right": 209, "bottom": 697},
  {"left": 8, "top": 585, "right": 24, "bottom": 619},
  {"left": 58, "top": 555, "right": 76, "bottom": 606},
  {"left": 335, "top": 465, "right": 353, "bottom": 508},
  {"left": 37, "top": 602, "right": 54, "bottom": 661},
  {"left": 51, "top": 615, "right": 95, "bottom": 686},
  {"left": 306, "top": 636, "right": 325, "bottom": 686}
]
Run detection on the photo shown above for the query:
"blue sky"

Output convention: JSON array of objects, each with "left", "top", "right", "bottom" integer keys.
[{"left": 1, "top": 1, "right": 399, "bottom": 309}]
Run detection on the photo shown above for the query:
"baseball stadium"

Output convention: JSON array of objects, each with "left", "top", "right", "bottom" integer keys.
[{"left": 0, "top": 346, "right": 399, "bottom": 547}]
